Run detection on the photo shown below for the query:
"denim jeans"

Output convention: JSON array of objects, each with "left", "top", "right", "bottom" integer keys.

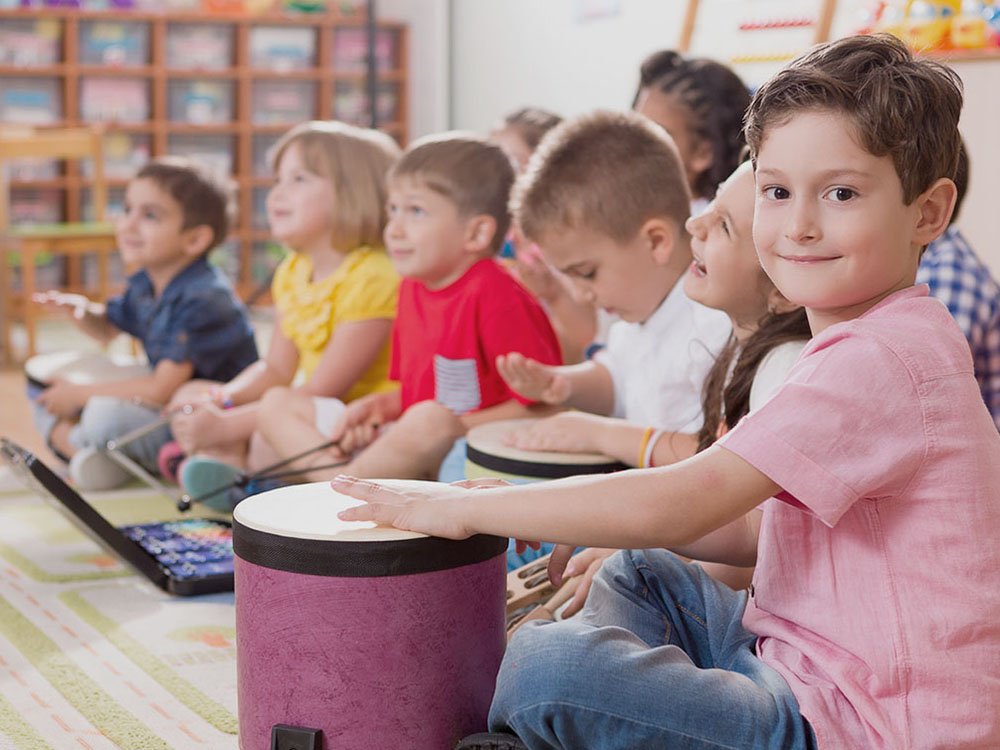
[
  {"left": 32, "top": 395, "right": 169, "bottom": 473},
  {"left": 491, "top": 549, "right": 817, "bottom": 750}
]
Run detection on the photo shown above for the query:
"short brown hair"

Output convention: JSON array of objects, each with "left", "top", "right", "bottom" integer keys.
[
  {"left": 136, "top": 156, "right": 235, "bottom": 251},
  {"left": 499, "top": 107, "right": 564, "bottom": 151},
  {"left": 388, "top": 132, "right": 515, "bottom": 254},
  {"left": 745, "top": 33, "right": 963, "bottom": 204},
  {"left": 270, "top": 120, "right": 401, "bottom": 250},
  {"left": 513, "top": 110, "right": 691, "bottom": 245}
]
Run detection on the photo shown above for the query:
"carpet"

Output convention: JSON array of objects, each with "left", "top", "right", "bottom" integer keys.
[{"left": 0, "top": 466, "right": 239, "bottom": 750}]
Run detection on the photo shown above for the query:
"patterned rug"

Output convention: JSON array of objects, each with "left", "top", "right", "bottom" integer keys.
[{"left": 0, "top": 466, "right": 238, "bottom": 750}]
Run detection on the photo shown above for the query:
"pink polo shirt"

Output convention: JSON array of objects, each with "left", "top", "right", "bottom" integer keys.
[{"left": 720, "top": 286, "right": 1000, "bottom": 749}]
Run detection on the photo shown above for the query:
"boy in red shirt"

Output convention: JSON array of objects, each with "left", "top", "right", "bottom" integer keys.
[{"left": 255, "top": 133, "right": 561, "bottom": 480}]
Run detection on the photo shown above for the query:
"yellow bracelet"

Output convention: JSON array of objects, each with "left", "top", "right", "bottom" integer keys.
[{"left": 637, "top": 426, "right": 654, "bottom": 468}]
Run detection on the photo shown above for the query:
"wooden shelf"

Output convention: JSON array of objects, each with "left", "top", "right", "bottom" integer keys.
[{"left": 0, "top": 7, "right": 408, "bottom": 300}]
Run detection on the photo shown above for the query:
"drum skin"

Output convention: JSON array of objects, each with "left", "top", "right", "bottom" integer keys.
[{"left": 233, "top": 482, "right": 508, "bottom": 749}]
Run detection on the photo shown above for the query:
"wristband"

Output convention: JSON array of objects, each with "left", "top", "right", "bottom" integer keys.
[
  {"left": 209, "top": 386, "right": 234, "bottom": 410},
  {"left": 644, "top": 429, "right": 664, "bottom": 469},
  {"left": 637, "top": 426, "right": 654, "bottom": 468}
]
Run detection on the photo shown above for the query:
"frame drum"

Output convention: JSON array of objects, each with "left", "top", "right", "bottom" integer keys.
[
  {"left": 233, "top": 479, "right": 508, "bottom": 749},
  {"left": 25, "top": 351, "right": 149, "bottom": 400},
  {"left": 465, "top": 418, "right": 627, "bottom": 482}
]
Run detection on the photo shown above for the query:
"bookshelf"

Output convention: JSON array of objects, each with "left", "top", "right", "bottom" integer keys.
[{"left": 0, "top": 6, "right": 408, "bottom": 301}]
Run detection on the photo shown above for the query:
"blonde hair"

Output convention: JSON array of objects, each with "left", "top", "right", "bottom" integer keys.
[
  {"left": 388, "top": 132, "right": 516, "bottom": 255},
  {"left": 269, "top": 121, "right": 401, "bottom": 249},
  {"left": 513, "top": 110, "right": 691, "bottom": 245}
]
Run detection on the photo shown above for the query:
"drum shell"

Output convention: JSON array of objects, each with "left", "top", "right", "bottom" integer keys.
[{"left": 234, "top": 524, "right": 507, "bottom": 749}]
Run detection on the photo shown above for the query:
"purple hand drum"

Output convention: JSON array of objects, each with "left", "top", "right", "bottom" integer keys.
[{"left": 233, "top": 480, "right": 508, "bottom": 749}]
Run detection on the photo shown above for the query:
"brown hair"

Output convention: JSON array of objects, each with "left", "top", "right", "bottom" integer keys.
[
  {"left": 135, "top": 156, "right": 235, "bottom": 252},
  {"left": 513, "top": 110, "right": 691, "bottom": 245},
  {"left": 388, "top": 132, "right": 515, "bottom": 254},
  {"left": 744, "top": 33, "right": 963, "bottom": 204},
  {"left": 269, "top": 120, "right": 401, "bottom": 250},
  {"left": 633, "top": 50, "right": 751, "bottom": 201},
  {"left": 697, "top": 308, "right": 812, "bottom": 452},
  {"left": 499, "top": 107, "right": 564, "bottom": 151}
]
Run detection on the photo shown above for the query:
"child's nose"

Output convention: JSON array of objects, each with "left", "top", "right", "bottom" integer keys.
[
  {"left": 685, "top": 213, "right": 706, "bottom": 239},
  {"left": 785, "top": 201, "right": 820, "bottom": 243}
]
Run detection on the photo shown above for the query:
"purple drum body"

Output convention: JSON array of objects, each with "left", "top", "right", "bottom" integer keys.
[{"left": 233, "top": 482, "right": 508, "bottom": 749}]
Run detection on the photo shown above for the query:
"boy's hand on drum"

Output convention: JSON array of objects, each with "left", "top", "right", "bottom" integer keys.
[
  {"left": 31, "top": 290, "right": 89, "bottom": 319},
  {"left": 334, "top": 475, "right": 474, "bottom": 539},
  {"left": 497, "top": 352, "right": 570, "bottom": 405},
  {"left": 503, "top": 412, "right": 603, "bottom": 454},
  {"left": 36, "top": 379, "right": 86, "bottom": 418}
]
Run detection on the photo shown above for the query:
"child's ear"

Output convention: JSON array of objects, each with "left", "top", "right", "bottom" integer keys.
[
  {"left": 912, "top": 177, "right": 957, "bottom": 247},
  {"left": 463, "top": 215, "right": 498, "bottom": 255},
  {"left": 689, "top": 138, "right": 714, "bottom": 186},
  {"left": 641, "top": 217, "right": 678, "bottom": 265},
  {"left": 182, "top": 225, "right": 214, "bottom": 257}
]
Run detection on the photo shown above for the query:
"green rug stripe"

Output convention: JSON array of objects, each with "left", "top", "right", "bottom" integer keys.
[
  {"left": 0, "top": 541, "right": 130, "bottom": 583},
  {"left": 60, "top": 590, "right": 238, "bottom": 735},
  {"left": 0, "top": 591, "right": 168, "bottom": 749},
  {"left": 0, "top": 689, "right": 53, "bottom": 750}
]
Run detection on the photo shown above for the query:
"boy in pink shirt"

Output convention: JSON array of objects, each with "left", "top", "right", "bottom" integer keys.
[{"left": 334, "top": 34, "right": 1000, "bottom": 750}]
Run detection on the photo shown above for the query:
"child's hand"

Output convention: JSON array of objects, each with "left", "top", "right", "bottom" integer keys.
[
  {"left": 329, "top": 395, "right": 386, "bottom": 457},
  {"left": 31, "top": 290, "right": 89, "bottom": 319},
  {"left": 169, "top": 403, "right": 228, "bottom": 454},
  {"left": 548, "top": 546, "right": 617, "bottom": 617},
  {"left": 502, "top": 411, "right": 604, "bottom": 454},
  {"left": 36, "top": 379, "right": 86, "bottom": 418},
  {"left": 333, "top": 475, "right": 474, "bottom": 539},
  {"left": 497, "top": 352, "right": 571, "bottom": 405}
]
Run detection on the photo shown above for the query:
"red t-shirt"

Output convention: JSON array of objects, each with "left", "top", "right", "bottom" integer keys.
[{"left": 390, "top": 258, "right": 561, "bottom": 413}]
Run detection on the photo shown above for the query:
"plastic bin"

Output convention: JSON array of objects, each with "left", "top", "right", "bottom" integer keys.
[
  {"left": 0, "top": 18, "right": 61, "bottom": 65},
  {"left": 78, "top": 20, "right": 150, "bottom": 66},
  {"left": 251, "top": 80, "right": 315, "bottom": 125},
  {"left": 168, "top": 79, "right": 234, "bottom": 124},
  {"left": 79, "top": 77, "right": 149, "bottom": 123},
  {"left": 166, "top": 22, "right": 234, "bottom": 70},
  {"left": 167, "top": 133, "right": 235, "bottom": 177},
  {"left": 0, "top": 77, "right": 61, "bottom": 124},
  {"left": 249, "top": 25, "right": 315, "bottom": 71}
]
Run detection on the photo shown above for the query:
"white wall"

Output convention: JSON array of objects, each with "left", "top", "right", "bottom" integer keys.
[
  {"left": 378, "top": 0, "right": 450, "bottom": 138},
  {"left": 450, "top": 0, "right": 688, "bottom": 132},
  {"left": 449, "top": 1, "right": 999, "bottom": 275}
]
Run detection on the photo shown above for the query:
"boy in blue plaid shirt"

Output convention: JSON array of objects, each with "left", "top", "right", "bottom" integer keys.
[{"left": 916, "top": 142, "right": 1000, "bottom": 430}]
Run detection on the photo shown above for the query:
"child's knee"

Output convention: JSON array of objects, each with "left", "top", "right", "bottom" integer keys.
[
  {"left": 494, "top": 621, "right": 591, "bottom": 715},
  {"left": 258, "top": 385, "right": 296, "bottom": 420},
  {"left": 77, "top": 396, "right": 132, "bottom": 447},
  {"left": 401, "top": 400, "right": 463, "bottom": 438}
]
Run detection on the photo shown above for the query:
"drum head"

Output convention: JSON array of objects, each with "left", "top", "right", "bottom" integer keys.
[
  {"left": 25, "top": 351, "right": 149, "bottom": 389},
  {"left": 466, "top": 418, "right": 628, "bottom": 478},
  {"left": 233, "top": 479, "right": 432, "bottom": 542},
  {"left": 232, "top": 479, "right": 507, "bottom": 578}
]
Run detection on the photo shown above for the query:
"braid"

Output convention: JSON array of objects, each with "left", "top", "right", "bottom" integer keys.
[
  {"left": 634, "top": 51, "right": 751, "bottom": 200},
  {"left": 697, "top": 307, "right": 811, "bottom": 452}
]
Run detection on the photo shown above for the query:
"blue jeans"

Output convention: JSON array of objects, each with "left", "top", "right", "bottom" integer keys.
[
  {"left": 491, "top": 549, "right": 817, "bottom": 749},
  {"left": 32, "top": 395, "right": 170, "bottom": 473}
]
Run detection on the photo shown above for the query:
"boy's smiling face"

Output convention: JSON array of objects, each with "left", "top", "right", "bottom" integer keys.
[
  {"left": 116, "top": 177, "right": 206, "bottom": 279},
  {"left": 383, "top": 177, "right": 488, "bottom": 289},
  {"left": 752, "top": 109, "right": 928, "bottom": 333}
]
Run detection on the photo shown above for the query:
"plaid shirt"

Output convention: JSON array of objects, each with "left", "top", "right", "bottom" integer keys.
[{"left": 916, "top": 226, "right": 1000, "bottom": 430}]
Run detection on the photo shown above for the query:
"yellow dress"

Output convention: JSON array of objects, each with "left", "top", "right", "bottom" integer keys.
[{"left": 271, "top": 246, "right": 398, "bottom": 402}]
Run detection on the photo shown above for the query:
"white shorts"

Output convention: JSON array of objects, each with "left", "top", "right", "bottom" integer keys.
[{"left": 312, "top": 396, "right": 346, "bottom": 438}]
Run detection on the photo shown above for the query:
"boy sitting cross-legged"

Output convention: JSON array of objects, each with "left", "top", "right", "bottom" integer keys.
[{"left": 253, "top": 133, "right": 562, "bottom": 482}]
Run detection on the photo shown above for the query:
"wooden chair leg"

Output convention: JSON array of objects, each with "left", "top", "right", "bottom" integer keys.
[{"left": 22, "top": 247, "right": 37, "bottom": 360}]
